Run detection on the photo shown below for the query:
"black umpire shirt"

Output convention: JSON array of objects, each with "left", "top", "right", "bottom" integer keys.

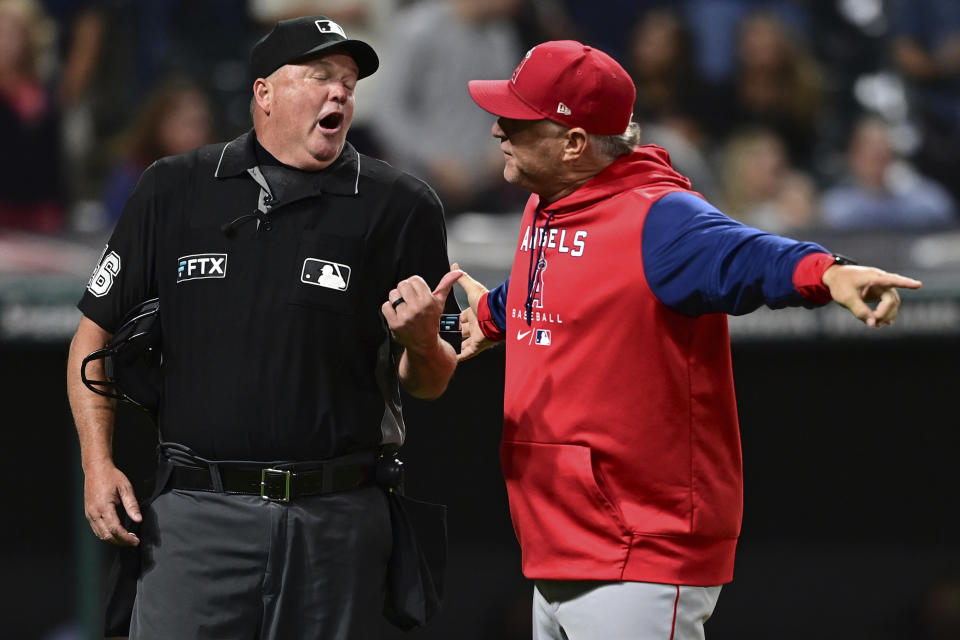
[{"left": 78, "top": 130, "right": 458, "bottom": 461}]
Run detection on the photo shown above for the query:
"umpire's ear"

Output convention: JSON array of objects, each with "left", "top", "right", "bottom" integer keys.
[{"left": 253, "top": 77, "right": 274, "bottom": 114}]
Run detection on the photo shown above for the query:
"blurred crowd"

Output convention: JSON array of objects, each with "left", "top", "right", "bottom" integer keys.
[{"left": 2, "top": 0, "right": 959, "bottom": 237}]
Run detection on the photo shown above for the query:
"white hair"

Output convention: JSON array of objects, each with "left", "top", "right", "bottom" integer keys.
[{"left": 589, "top": 121, "right": 642, "bottom": 160}]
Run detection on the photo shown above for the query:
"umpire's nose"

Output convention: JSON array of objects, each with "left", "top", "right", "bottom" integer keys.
[{"left": 329, "top": 81, "right": 349, "bottom": 105}]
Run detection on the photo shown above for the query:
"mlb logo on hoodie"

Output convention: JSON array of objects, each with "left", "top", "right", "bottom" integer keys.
[{"left": 535, "top": 329, "right": 551, "bottom": 346}]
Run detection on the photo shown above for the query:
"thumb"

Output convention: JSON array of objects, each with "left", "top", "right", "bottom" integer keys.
[
  {"left": 433, "top": 268, "right": 464, "bottom": 299},
  {"left": 453, "top": 268, "right": 487, "bottom": 300},
  {"left": 839, "top": 294, "right": 875, "bottom": 327},
  {"left": 118, "top": 481, "right": 142, "bottom": 523}
]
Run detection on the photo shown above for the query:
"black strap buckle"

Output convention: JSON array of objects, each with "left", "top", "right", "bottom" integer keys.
[{"left": 260, "top": 468, "right": 293, "bottom": 502}]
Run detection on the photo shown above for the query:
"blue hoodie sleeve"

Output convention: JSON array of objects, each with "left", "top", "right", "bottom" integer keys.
[
  {"left": 642, "top": 192, "right": 828, "bottom": 316},
  {"left": 486, "top": 276, "right": 510, "bottom": 330}
]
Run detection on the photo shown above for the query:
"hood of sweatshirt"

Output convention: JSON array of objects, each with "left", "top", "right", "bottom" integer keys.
[{"left": 538, "top": 144, "right": 692, "bottom": 215}]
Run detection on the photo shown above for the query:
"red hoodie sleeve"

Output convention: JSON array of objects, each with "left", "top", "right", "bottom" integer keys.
[{"left": 792, "top": 252, "right": 834, "bottom": 305}]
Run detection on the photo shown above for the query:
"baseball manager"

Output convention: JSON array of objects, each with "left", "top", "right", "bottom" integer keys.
[{"left": 454, "top": 40, "right": 923, "bottom": 640}]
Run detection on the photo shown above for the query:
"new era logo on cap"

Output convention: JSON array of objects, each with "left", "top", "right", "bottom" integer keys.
[{"left": 467, "top": 40, "right": 635, "bottom": 135}]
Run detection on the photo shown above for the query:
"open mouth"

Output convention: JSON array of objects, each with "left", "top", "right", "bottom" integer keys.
[{"left": 318, "top": 113, "right": 343, "bottom": 131}]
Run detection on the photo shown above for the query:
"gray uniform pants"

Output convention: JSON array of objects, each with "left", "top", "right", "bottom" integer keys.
[
  {"left": 533, "top": 580, "right": 722, "bottom": 640},
  {"left": 129, "top": 485, "right": 392, "bottom": 640}
]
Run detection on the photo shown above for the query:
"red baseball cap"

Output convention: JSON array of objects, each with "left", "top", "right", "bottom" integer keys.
[{"left": 467, "top": 40, "right": 635, "bottom": 135}]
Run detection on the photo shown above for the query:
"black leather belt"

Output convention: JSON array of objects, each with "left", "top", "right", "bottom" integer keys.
[{"left": 168, "top": 459, "right": 376, "bottom": 502}]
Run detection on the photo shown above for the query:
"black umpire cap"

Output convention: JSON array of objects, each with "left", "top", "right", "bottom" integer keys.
[{"left": 251, "top": 15, "right": 379, "bottom": 80}]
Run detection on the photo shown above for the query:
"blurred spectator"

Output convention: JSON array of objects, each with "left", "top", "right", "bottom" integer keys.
[
  {"left": 0, "top": 0, "right": 65, "bottom": 233},
  {"left": 625, "top": 7, "right": 717, "bottom": 199},
  {"left": 50, "top": 2, "right": 256, "bottom": 212},
  {"left": 889, "top": 0, "right": 960, "bottom": 203},
  {"left": 682, "top": 0, "right": 810, "bottom": 87},
  {"left": 79, "top": 1, "right": 255, "bottom": 165},
  {"left": 806, "top": 0, "right": 890, "bottom": 148},
  {"left": 42, "top": 0, "right": 103, "bottom": 108},
  {"left": 527, "top": 0, "right": 660, "bottom": 62},
  {"left": 101, "top": 78, "right": 214, "bottom": 225},
  {"left": 705, "top": 10, "right": 823, "bottom": 169},
  {"left": 39, "top": 0, "right": 105, "bottom": 212},
  {"left": 247, "top": 0, "right": 398, "bottom": 157},
  {"left": 719, "top": 126, "right": 817, "bottom": 234},
  {"left": 821, "top": 115, "right": 956, "bottom": 230},
  {"left": 640, "top": 123, "right": 719, "bottom": 201},
  {"left": 628, "top": 8, "right": 706, "bottom": 129},
  {"left": 146, "top": 1, "right": 258, "bottom": 137},
  {"left": 373, "top": 0, "right": 526, "bottom": 216}
]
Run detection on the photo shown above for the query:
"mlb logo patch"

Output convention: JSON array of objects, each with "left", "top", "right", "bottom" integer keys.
[
  {"left": 315, "top": 19, "right": 346, "bottom": 38},
  {"left": 178, "top": 253, "right": 227, "bottom": 282},
  {"left": 301, "top": 258, "right": 351, "bottom": 291},
  {"left": 535, "top": 329, "right": 551, "bottom": 346}
]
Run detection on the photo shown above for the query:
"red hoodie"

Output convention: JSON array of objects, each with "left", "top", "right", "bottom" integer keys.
[{"left": 488, "top": 146, "right": 765, "bottom": 586}]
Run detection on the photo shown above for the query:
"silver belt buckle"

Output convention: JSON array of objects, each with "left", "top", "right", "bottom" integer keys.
[{"left": 260, "top": 468, "right": 292, "bottom": 502}]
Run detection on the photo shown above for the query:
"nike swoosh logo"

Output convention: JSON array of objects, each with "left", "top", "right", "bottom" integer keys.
[{"left": 517, "top": 330, "right": 531, "bottom": 340}]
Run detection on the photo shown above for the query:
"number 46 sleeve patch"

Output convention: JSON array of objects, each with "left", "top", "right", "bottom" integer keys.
[{"left": 87, "top": 249, "right": 121, "bottom": 297}]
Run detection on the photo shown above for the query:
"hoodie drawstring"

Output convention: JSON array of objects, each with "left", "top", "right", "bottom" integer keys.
[{"left": 525, "top": 206, "right": 556, "bottom": 327}]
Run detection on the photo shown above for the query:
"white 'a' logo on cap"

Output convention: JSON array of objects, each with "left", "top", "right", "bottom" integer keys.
[
  {"left": 315, "top": 19, "right": 346, "bottom": 38},
  {"left": 511, "top": 47, "right": 534, "bottom": 84}
]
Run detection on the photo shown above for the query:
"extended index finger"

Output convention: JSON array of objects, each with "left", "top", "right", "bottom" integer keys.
[{"left": 869, "top": 273, "right": 923, "bottom": 290}]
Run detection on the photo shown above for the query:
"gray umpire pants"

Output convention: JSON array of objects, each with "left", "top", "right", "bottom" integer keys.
[
  {"left": 533, "top": 580, "right": 722, "bottom": 640},
  {"left": 129, "top": 485, "right": 392, "bottom": 640}
]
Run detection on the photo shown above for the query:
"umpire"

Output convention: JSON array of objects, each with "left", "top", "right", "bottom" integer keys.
[{"left": 66, "top": 15, "right": 460, "bottom": 639}]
